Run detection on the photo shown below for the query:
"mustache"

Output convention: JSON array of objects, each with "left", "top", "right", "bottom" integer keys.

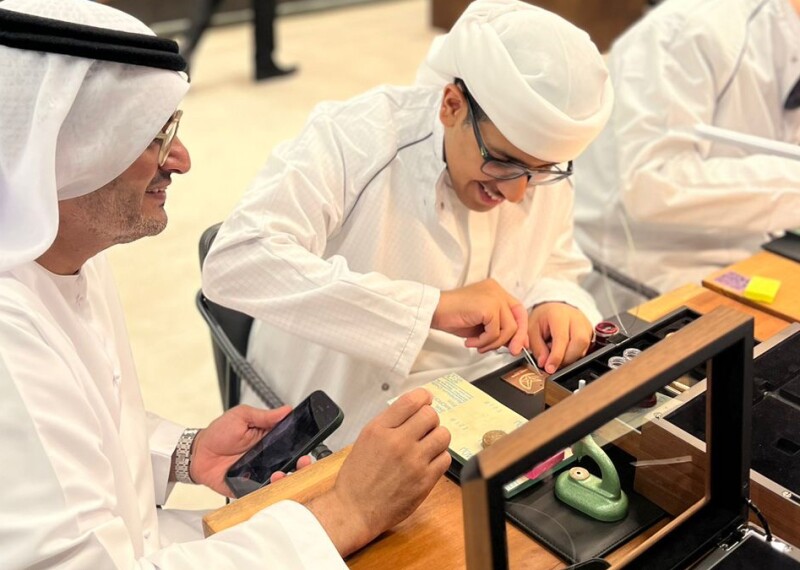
[{"left": 148, "top": 173, "right": 171, "bottom": 190}]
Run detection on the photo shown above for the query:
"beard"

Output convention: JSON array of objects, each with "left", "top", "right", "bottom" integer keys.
[{"left": 71, "top": 172, "right": 170, "bottom": 246}]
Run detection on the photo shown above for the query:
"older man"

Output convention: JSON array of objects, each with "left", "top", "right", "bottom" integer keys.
[
  {"left": 202, "top": 0, "right": 613, "bottom": 447},
  {"left": 0, "top": 1, "right": 449, "bottom": 568}
]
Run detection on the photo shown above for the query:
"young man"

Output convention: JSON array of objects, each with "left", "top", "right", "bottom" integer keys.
[
  {"left": 574, "top": 0, "right": 800, "bottom": 302},
  {"left": 202, "top": 0, "right": 614, "bottom": 447},
  {"left": 0, "top": 1, "right": 449, "bottom": 567}
]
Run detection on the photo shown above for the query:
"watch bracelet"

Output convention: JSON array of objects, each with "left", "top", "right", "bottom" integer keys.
[{"left": 175, "top": 428, "right": 200, "bottom": 484}]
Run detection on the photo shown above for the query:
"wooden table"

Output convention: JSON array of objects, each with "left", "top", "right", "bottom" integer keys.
[
  {"left": 703, "top": 251, "right": 800, "bottom": 323},
  {"left": 203, "top": 277, "right": 793, "bottom": 568},
  {"left": 204, "top": 444, "right": 662, "bottom": 569},
  {"left": 630, "top": 283, "right": 791, "bottom": 342},
  {"left": 204, "top": 447, "right": 563, "bottom": 568}
]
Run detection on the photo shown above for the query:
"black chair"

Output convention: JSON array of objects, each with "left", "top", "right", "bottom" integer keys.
[
  {"left": 195, "top": 222, "right": 283, "bottom": 410},
  {"left": 196, "top": 223, "right": 333, "bottom": 461}
]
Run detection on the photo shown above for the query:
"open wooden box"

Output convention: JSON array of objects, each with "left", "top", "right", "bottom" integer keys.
[{"left": 460, "top": 307, "right": 800, "bottom": 569}]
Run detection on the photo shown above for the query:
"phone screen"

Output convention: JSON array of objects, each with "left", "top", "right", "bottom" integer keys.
[{"left": 226, "top": 391, "right": 342, "bottom": 496}]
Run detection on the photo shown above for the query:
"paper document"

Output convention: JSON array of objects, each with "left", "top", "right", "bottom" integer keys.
[{"left": 410, "top": 373, "right": 571, "bottom": 497}]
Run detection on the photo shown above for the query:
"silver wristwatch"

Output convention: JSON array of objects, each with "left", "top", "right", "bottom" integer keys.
[{"left": 174, "top": 428, "right": 200, "bottom": 484}]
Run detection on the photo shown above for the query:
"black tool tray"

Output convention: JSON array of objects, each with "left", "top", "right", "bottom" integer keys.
[
  {"left": 544, "top": 307, "right": 706, "bottom": 403},
  {"left": 471, "top": 307, "right": 706, "bottom": 420}
]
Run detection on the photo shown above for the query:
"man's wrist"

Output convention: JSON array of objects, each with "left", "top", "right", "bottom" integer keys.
[
  {"left": 174, "top": 428, "right": 200, "bottom": 484},
  {"left": 306, "top": 488, "right": 372, "bottom": 557}
]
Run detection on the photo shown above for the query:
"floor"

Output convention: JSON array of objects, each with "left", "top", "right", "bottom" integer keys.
[{"left": 106, "top": 0, "right": 437, "bottom": 509}]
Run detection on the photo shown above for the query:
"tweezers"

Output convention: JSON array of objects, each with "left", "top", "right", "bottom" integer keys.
[{"left": 521, "top": 347, "right": 543, "bottom": 374}]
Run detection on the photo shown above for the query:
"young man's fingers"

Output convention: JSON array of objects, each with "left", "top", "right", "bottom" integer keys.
[
  {"left": 561, "top": 319, "right": 592, "bottom": 365},
  {"left": 507, "top": 303, "right": 529, "bottom": 355},
  {"left": 529, "top": 317, "right": 550, "bottom": 367},
  {"left": 544, "top": 317, "right": 569, "bottom": 373},
  {"left": 478, "top": 304, "right": 516, "bottom": 353}
]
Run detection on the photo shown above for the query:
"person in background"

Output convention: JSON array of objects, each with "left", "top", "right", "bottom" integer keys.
[
  {"left": 574, "top": 0, "right": 800, "bottom": 311},
  {"left": 0, "top": 1, "right": 449, "bottom": 567},
  {"left": 181, "top": 0, "right": 294, "bottom": 80},
  {"left": 202, "top": 0, "right": 614, "bottom": 447}
]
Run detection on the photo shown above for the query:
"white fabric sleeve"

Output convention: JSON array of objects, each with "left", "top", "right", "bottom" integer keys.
[
  {"left": 0, "top": 316, "right": 345, "bottom": 569},
  {"left": 524, "top": 187, "right": 602, "bottom": 324},
  {"left": 146, "top": 413, "right": 184, "bottom": 505},
  {"left": 202, "top": 113, "right": 439, "bottom": 377},
  {"left": 614, "top": 18, "right": 800, "bottom": 233},
  {"left": 150, "top": 501, "right": 346, "bottom": 569}
]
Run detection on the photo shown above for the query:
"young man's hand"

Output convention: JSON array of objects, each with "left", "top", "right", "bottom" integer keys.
[
  {"left": 431, "top": 278, "right": 529, "bottom": 355},
  {"left": 528, "top": 302, "right": 593, "bottom": 374},
  {"left": 305, "top": 388, "right": 451, "bottom": 557}
]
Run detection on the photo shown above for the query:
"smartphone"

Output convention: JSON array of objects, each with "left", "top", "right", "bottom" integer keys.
[{"left": 225, "top": 390, "right": 344, "bottom": 498}]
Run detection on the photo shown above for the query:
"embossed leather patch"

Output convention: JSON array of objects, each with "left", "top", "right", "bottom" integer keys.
[{"left": 501, "top": 365, "right": 546, "bottom": 395}]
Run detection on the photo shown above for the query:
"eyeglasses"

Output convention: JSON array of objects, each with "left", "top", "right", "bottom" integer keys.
[
  {"left": 456, "top": 81, "right": 573, "bottom": 185},
  {"left": 153, "top": 110, "right": 183, "bottom": 167}
]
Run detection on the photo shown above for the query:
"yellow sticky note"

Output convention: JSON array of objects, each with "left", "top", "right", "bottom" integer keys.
[{"left": 743, "top": 276, "right": 781, "bottom": 304}]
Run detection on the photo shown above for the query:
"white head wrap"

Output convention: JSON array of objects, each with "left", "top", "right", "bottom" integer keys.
[
  {"left": 0, "top": 0, "right": 189, "bottom": 272},
  {"left": 417, "top": 0, "right": 613, "bottom": 163}
]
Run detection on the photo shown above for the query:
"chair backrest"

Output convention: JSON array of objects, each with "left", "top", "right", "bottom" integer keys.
[
  {"left": 195, "top": 223, "right": 336, "bottom": 462},
  {"left": 197, "top": 223, "right": 283, "bottom": 409}
]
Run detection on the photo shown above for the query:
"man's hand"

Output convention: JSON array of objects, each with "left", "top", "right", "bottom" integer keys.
[
  {"left": 529, "top": 302, "right": 593, "bottom": 374},
  {"left": 431, "top": 278, "right": 528, "bottom": 355},
  {"left": 306, "top": 388, "right": 451, "bottom": 557},
  {"left": 189, "top": 405, "right": 294, "bottom": 496}
]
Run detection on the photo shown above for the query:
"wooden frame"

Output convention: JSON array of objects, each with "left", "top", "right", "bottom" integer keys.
[{"left": 461, "top": 307, "right": 754, "bottom": 569}]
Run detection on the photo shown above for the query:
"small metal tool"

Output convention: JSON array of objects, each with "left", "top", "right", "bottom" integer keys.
[{"left": 521, "top": 347, "right": 542, "bottom": 374}]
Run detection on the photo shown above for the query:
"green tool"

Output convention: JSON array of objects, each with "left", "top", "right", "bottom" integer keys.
[{"left": 554, "top": 435, "right": 629, "bottom": 522}]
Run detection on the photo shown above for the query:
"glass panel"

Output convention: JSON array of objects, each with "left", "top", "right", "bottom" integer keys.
[{"left": 502, "top": 361, "right": 711, "bottom": 568}]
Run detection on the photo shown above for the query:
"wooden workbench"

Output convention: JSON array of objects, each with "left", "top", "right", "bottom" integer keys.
[
  {"left": 203, "top": 259, "right": 798, "bottom": 567},
  {"left": 630, "top": 283, "right": 790, "bottom": 342},
  {"left": 703, "top": 251, "right": 800, "bottom": 323},
  {"left": 203, "top": 443, "right": 660, "bottom": 569}
]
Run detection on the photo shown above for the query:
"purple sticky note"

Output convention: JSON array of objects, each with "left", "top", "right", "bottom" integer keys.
[{"left": 715, "top": 271, "right": 750, "bottom": 292}]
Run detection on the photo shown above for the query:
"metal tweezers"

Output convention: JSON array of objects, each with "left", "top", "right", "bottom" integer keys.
[{"left": 521, "top": 347, "right": 543, "bottom": 374}]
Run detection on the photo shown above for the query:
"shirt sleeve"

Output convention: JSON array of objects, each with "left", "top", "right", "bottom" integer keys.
[
  {"left": 150, "top": 501, "right": 346, "bottom": 569},
  {"left": 146, "top": 413, "right": 183, "bottom": 505},
  {"left": 0, "top": 310, "right": 345, "bottom": 569},
  {"left": 612, "top": 15, "right": 800, "bottom": 234},
  {"left": 202, "top": 110, "right": 439, "bottom": 377}
]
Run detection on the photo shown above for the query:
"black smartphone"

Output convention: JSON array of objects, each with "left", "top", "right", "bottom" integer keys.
[{"left": 225, "top": 390, "right": 344, "bottom": 498}]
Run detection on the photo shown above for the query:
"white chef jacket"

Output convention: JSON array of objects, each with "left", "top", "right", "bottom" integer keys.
[
  {"left": 0, "top": 255, "right": 344, "bottom": 569},
  {"left": 203, "top": 84, "right": 600, "bottom": 448},
  {"left": 574, "top": 0, "right": 800, "bottom": 294}
]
